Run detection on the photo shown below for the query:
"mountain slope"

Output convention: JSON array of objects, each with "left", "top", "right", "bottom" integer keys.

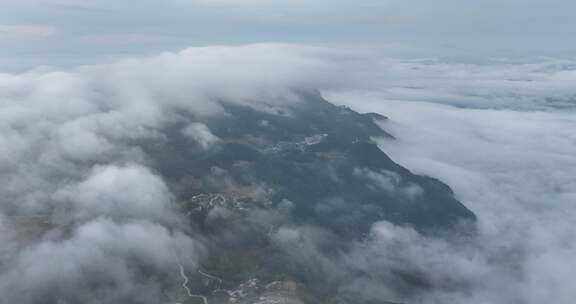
[{"left": 142, "top": 91, "right": 476, "bottom": 303}]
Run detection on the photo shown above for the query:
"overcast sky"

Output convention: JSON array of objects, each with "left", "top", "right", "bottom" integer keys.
[{"left": 1, "top": 0, "right": 576, "bottom": 70}]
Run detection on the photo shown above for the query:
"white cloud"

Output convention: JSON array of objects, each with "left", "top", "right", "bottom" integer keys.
[
  {"left": 0, "top": 43, "right": 362, "bottom": 303},
  {"left": 0, "top": 25, "right": 57, "bottom": 41},
  {"left": 0, "top": 43, "right": 351, "bottom": 214},
  {"left": 184, "top": 0, "right": 274, "bottom": 6},
  {"left": 0, "top": 218, "right": 200, "bottom": 303},
  {"left": 53, "top": 164, "right": 177, "bottom": 224},
  {"left": 330, "top": 77, "right": 576, "bottom": 303},
  {"left": 0, "top": 43, "right": 574, "bottom": 303},
  {"left": 181, "top": 123, "right": 220, "bottom": 149},
  {"left": 327, "top": 58, "right": 576, "bottom": 110},
  {"left": 354, "top": 168, "right": 424, "bottom": 200}
]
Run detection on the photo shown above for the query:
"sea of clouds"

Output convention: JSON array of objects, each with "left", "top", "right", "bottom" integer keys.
[
  {"left": 0, "top": 43, "right": 575, "bottom": 303},
  {"left": 328, "top": 59, "right": 576, "bottom": 303}
]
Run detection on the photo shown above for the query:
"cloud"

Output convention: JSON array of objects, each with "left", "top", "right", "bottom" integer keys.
[
  {"left": 53, "top": 164, "right": 178, "bottom": 224},
  {"left": 0, "top": 25, "right": 57, "bottom": 41},
  {"left": 354, "top": 168, "right": 424, "bottom": 200},
  {"left": 181, "top": 0, "right": 275, "bottom": 6},
  {"left": 0, "top": 43, "right": 574, "bottom": 303},
  {"left": 0, "top": 43, "right": 354, "bottom": 217},
  {"left": 327, "top": 58, "right": 576, "bottom": 110},
  {"left": 0, "top": 44, "right": 358, "bottom": 303},
  {"left": 0, "top": 218, "right": 200, "bottom": 303},
  {"left": 181, "top": 123, "right": 220, "bottom": 149},
  {"left": 329, "top": 74, "right": 576, "bottom": 303}
]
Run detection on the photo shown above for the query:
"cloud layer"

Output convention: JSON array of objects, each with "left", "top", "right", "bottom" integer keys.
[
  {"left": 0, "top": 44, "right": 361, "bottom": 303},
  {"left": 330, "top": 66, "right": 576, "bottom": 303},
  {"left": 0, "top": 43, "right": 575, "bottom": 303}
]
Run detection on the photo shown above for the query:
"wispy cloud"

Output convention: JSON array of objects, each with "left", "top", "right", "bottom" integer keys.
[{"left": 0, "top": 25, "right": 57, "bottom": 41}]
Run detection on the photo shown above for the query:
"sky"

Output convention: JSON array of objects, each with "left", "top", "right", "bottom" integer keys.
[{"left": 1, "top": 0, "right": 576, "bottom": 70}]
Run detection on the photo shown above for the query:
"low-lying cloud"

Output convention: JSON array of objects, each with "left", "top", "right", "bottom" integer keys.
[
  {"left": 328, "top": 58, "right": 576, "bottom": 110},
  {"left": 0, "top": 43, "right": 575, "bottom": 303},
  {"left": 330, "top": 72, "right": 576, "bottom": 303},
  {"left": 0, "top": 43, "right": 358, "bottom": 303}
]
